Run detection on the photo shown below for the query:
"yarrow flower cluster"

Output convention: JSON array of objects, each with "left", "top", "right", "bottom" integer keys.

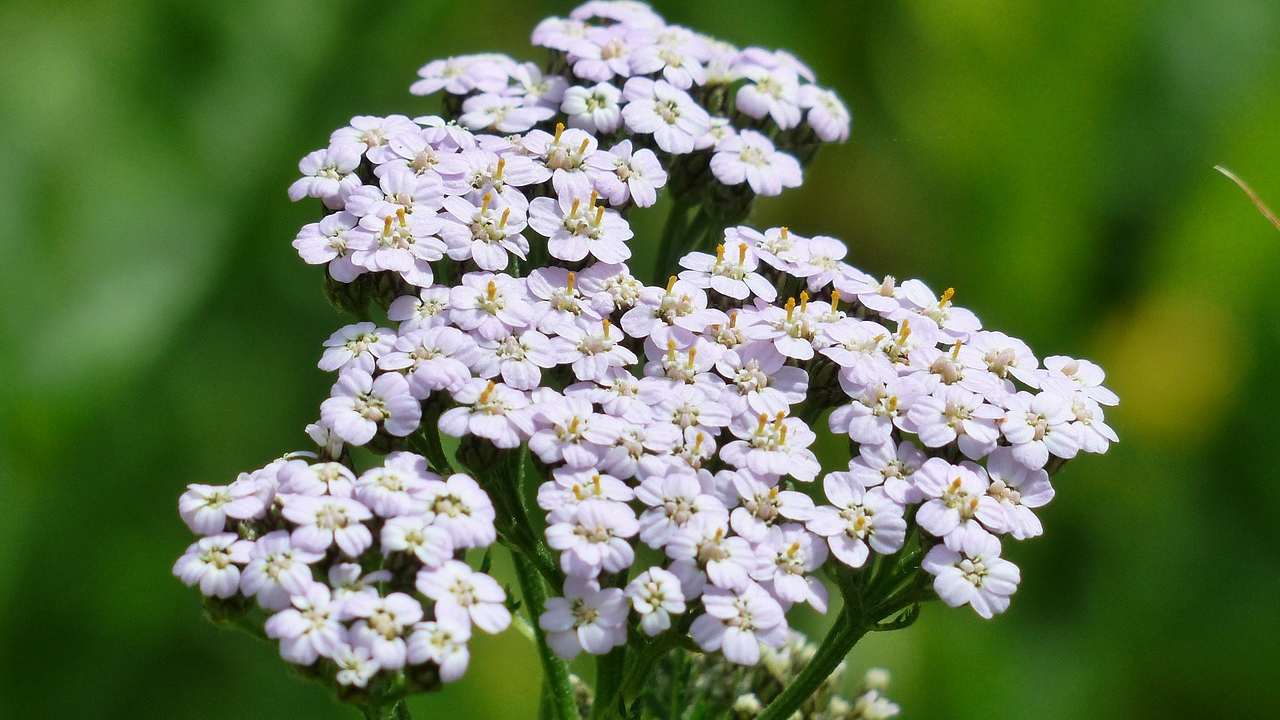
[{"left": 175, "top": 3, "right": 1116, "bottom": 718}]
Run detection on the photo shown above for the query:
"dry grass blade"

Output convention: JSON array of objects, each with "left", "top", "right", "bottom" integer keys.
[{"left": 1215, "top": 164, "right": 1280, "bottom": 231}]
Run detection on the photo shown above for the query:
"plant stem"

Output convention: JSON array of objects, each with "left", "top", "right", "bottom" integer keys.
[
  {"left": 590, "top": 645, "right": 628, "bottom": 720},
  {"left": 514, "top": 550, "right": 580, "bottom": 720},
  {"left": 653, "top": 201, "right": 692, "bottom": 284},
  {"left": 359, "top": 700, "right": 410, "bottom": 720},
  {"left": 756, "top": 611, "right": 867, "bottom": 720}
]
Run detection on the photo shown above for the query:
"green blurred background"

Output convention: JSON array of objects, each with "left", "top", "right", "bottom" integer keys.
[{"left": 2, "top": 0, "right": 1278, "bottom": 717}]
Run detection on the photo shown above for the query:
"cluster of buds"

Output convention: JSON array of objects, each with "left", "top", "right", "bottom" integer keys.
[{"left": 173, "top": 2, "right": 1117, "bottom": 717}]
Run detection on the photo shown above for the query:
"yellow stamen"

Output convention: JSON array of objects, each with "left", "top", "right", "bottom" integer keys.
[
  {"left": 592, "top": 474, "right": 602, "bottom": 495},
  {"left": 494, "top": 157, "right": 506, "bottom": 181},
  {"left": 799, "top": 290, "right": 810, "bottom": 311},
  {"left": 570, "top": 198, "right": 581, "bottom": 216},
  {"left": 940, "top": 287, "right": 955, "bottom": 306},
  {"left": 382, "top": 216, "right": 393, "bottom": 235},
  {"left": 729, "top": 311, "right": 738, "bottom": 328},
  {"left": 774, "top": 410, "right": 786, "bottom": 427},
  {"left": 666, "top": 338, "right": 678, "bottom": 361},
  {"left": 566, "top": 271, "right": 576, "bottom": 292},
  {"left": 602, "top": 317, "right": 611, "bottom": 338},
  {"left": 578, "top": 138, "right": 590, "bottom": 155},
  {"left": 687, "top": 347, "right": 697, "bottom": 367},
  {"left": 757, "top": 413, "right": 769, "bottom": 432},
  {"left": 694, "top": 432, "right": 705, "bottom": 453},
  {"left": 395, "top": 207, "right": 407, "bottom": 227},
  {"left": 554, "top": 122, "right": 565, "bottom": 142},
  {"left": 573, "top": 484, "right": 586, "bottom": 501},
  {"left": 780, "top": 226, "right": 789, "bottom": 240},
  {"left": 768, "top": 486, "right": 779, "bottom": 498},
  {"left": 785, "top": 297, "right": 796, "bottom": 321},
  {"left": 713, "top": 527, "right": 725, "bottom": 541},
  {"left": 486, "top": 280, "right": 497, "bottom": 301},
  {"left": 786, "top": 542, "right": 801, "bottom": 558},
  {"left": 594, "top": 205, "right": 604, "bottom": 226},
  {"left": 479, "top": 380, "right": 496, "bottom": 403},
  {"left": 887, "top": 395, "right": 899, "bottom": 413},
  {"left": 830, "top": 290, "right": 841, "bottom": 313},
  {"left": 499, "top": 207, "right": 510, "bottom": 228},
  {"left": 779, "top": 424, "right": 788, "bottom": 444},
  {"left": 567, "top": 416, "right": 580, "bottom": 434},
  {"left": 715, "top": 243, "right": 725, "bottom": 262},
  {"left": 737, "top": 243, "right": 747, "bottom": 264},
  {"left": 666, "top": 275, "right": 678, "bottom": 293},
  {"left": 481, "top": 192, "right": 492, "bottom": 213},
  {"left": 951, "top": 340, "right": 963, "bottom": 360},
  {"left": 897, "top": 319, "right": 912, "bottom": 344}
]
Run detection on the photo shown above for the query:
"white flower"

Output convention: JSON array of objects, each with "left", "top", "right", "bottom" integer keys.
[
  {"left": 264, "top": 581, "right": 344, "bottom": 665},
  {"left": 690, "top": 582, "right": 788, "bottom": 665},
  {"left": 1000, "top": 390, "right": 1080, "bottom": 469},
  {"left": 710, "top": 130, "right": 802, "bottom": 197},
  {"left": 278, "top": 460, "right": 356, "bottom": 498},
  {"left": 458, "top": 92, "right": 554, "bottom": 133},
  {"left": 281, "top": 495, "right": 375, "bottom": 557},
  {"left": 726, "top": 470, "right": 815, "bottom": 543},
  {"left": 906, "top": 385, "right": 1003, "bottom": 460},
  {"left": 735, "top": 65, "right": 802, "bottom": 130},
  {"left": 546, "top": 499, "right": 638, "bottom": 578},
  {"left": 330, "top": 114, "right": 418, "bottom": 163},
  {"left": 505, "top": 61, "right": 567, "bottom": 109},
  {"left": 438, "top": 192, "right": 530, "bottom": 271},
  {"left": 293, "top": 211, "right": 362, "bottom": 281},
  {"left": 529, "top": 192, "right": 633, "bottom": 264},
  {"left": 621, "top": 77, "right": 710, "bottom": 154},
  {"left": 1040, "top": 355, "right": 1119, "bottom": 406},
  {"left": 416, "top": 560, "right": 511, "bottom": 634},
  {"left": 981, "top": 447, "right": 1055, "bottom": 540},
  {"left": 345, "top": 592, "right": 424, "bottom": 670},
  {"left": 913, "top": 459, "right": 1003, "bottom": 541},
  {"left": 799, "top": 84, "right": 851, "bottom": 142},
  {"left": 173, "top": 532, "right": 251, "bottom": 598},
  {"left": 528, "top": 395, "right": 622, "bottom": 468},
  {"left": 679, "top": 241, "right": 778, "bottom": 302},
  {"left": 320, "top": 369, "right": 421, "bottom": 446},
  {"left": 629, "top": 26, "right": 707, "bottom": 89},
  {"left": 240, "top": 530, "right": 323, "bottom": 610},
  {"left": 715, "top": 341, "right": 806, "bottom": 415},
  {"left": 585, "top": 140, "right": 667, "bottom": 208},
  {"left": 566, "top": 25, "right": 636, "bottom": 82},
  {"left": 635, "top": 471, "right": 727, "bottom": 548},
  {"left": 540, "top": 578, "right": 629, "bottom": 659},
  {"left": 665, "top": 514, "right": 758, "bottom": 592},
  {"left": 449, "top": 272, "right": 534, "bottom": 341},
  {"left": 551, "top": 316, "right": 638, "bottom": 382},
  {"left": 721, "top": 412, "right": 821, "bottom": 482},
  {"left": 626, "top": 567, "right": 687, "bottom": 636},
  {"left": 847, "top": 441, "right": 927, "bottom": 504},
  {"left": 327, "top": 563, "right": 392, "bottom": 605},
  {"left": 438, "top": 379, "right": 534, "bottom": 449},
  {"left": 538, "top": 468, "right": 635, "bottom": 524},
  {"left": 829, "top": 375, "right": 926, "bottom": 446},
  {"left": 893, "top": 281, "right": 981, "bottom": 342},
  {"left": 923, "top": 524, "right": 1020, "bottom": 619},
  {"left": 178, "top": 482, "right": 265, "bottom": 535},
  {"left": 411, "top": 55, "right": 510, "bottom": 96},
  {"left": 751, "top": 523, "right": 830, "bottom": 611},
  {"left": 407, "top": 618, "right": 472, "bottom": 682},
  {"left": 807, "top": 480, "right": 906, "bottom": 569},
  {"left": 319, "top": 322, "right": 396, "bottom": 374},
  {"left": 417, "top": 473, "right": 498, "bottom": 549},
  {"left": 381, "top": 515, "right": 454, "bottom": 568},
  {"left": 378, "top": 326, "right": 476, "bottom": 399},
  {"left": 288, "top": 144, "right": 363, "bottom": 207},
  {"left": 561, "top": 83, "right": 624, "bottom": 133},
  {"left": 332, "top": 642, "right": 379, "bottom": 688}
]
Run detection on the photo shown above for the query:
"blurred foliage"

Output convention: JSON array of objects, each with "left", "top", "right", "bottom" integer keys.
[{"left": 2, "top": 0, "right": 1278, "bottom": 717}]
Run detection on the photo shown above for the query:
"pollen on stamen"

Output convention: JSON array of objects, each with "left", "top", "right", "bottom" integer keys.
[
  {"left": 481, "top": 192, "right": 492, "bottom": 213},
  {"left": 570, "top": 198, "right": 581, "bottom": 216},
  {"left": 486, "top": 280, "right": 498, "bottom": 300},
  {"left": 566, "top": 271, "right": 576, "bottom": 292},
  {"left": 666, "top": 275, "right": 678, "bottom": 293},
  {"left": 897, "top": 319, "right": 912, "bottom": 343},
  {"left": 577, "top": 138, "right": 590, "bottom": 155},
  {"left": 601, "top": 317, "right": 611, "bottom": 337},
  {"left": 830, "top": 290, "right": 841, "bottom": 312},
  {"left": 553, "top": 122, "right": 565, "bottom": 142},
  {"left": 780, "top": 226, "right": 790, "bottom": 240},
  {"left": 594, "top": 205, "right": 604, "bottom": 226},
  {"left": 951, "top": 340, "right": 963, "bottom": 360},
  {"left": 479, "top": 380, "right": 497, "bottom": 404},
  {"left": 757, "top": 413, "right": 769, "bottom": 432},
  {"left": 737, "top": 243, "right": 747, "bottom": 264},
  {"left": 395, "top": 207, "right": 408, "bottom": 227},
  {"left": 499, "top": 207, "right": 511, "bottom": 228},
  {"left": 785, "top": 297, "right": 796, "bottom": 321},
  {"left": 494, "top": 157, "right": 506, "bottom": 181},
  {"left": 799, "top": 290, "right": 810, "bottom": 310},
  {"left": 940, "top": 287, "right": 955, "bottom": 306},
  {"left": 715, "top": 243, "right": 726, "bottom": 261},
  {"left": 382, "top": 216, "right": 394, "bottom": 235}
]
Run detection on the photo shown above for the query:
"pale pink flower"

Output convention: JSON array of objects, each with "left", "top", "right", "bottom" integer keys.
[
  {"left": 264, "top": 581, "right": 344, "bottom": 665},
  {"left": 416, "top": 561, "right": 512, "bottom": 634},
  {"left": 923, "top": 524, "right": 1020, "bottom": 619},
  {"left": 320, "top": 369, "right": 421, "bottom": 446},
  {"left": 710, "top": 130, "right": 802, "bottom": 197},
  {"left": 173, "top": 532, "right": 251, "bottom": 598},
  {"left": 282, "top": 495, "right": 374, "bottom": 557},
  {"left": 690, "top": 582, "right": 787, "bottom": 665},
  {"left": 540, "top": 578, "right": 629, "bottom": 659}
]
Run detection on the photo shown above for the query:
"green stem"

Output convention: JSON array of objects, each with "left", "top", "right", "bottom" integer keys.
[
  {"left": 359, "top": 700, "right": 410, "bottom": 720},
  {"left": 619, "top": 614, "right": 693, "bottom": 705},
  {"left": 514, "top": 550, "right": 579, "bottom": 720},
  {"left": 756, "top": 611, "right": 867, "bottom": 720},
  {"left": 653, "top": 201, "right": 692, "bottom": 284},
  {"left": 590, "top": 646, "right": 628, "bottom": 720}
]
